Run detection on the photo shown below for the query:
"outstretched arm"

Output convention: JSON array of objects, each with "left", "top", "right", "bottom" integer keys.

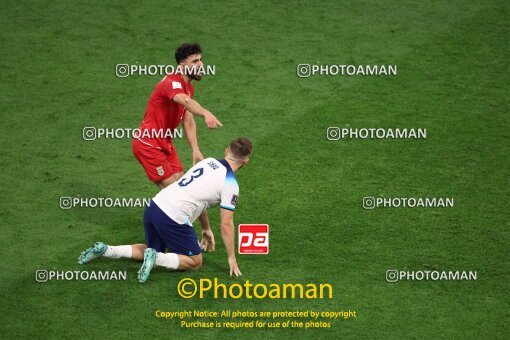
[{"left": 173, "top": 94, "right": 223, "bottom": 129}]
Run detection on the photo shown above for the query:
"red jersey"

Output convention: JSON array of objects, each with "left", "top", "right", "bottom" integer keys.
[{"left": 138, "top": 73, "right": 194, "bottom": 150}]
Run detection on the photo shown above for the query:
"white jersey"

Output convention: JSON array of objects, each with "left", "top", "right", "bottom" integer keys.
[{"left": 152, "top": 158, "right": 239, "bottom": 226}]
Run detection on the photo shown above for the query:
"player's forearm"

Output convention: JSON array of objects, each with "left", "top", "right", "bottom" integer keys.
[
  {"left": 182, "top": 114, "right": 199, "bottom": 150},
  {"left": 198, "top": 210, "right": 211, "bottom": 230},
  {"left": 184, "top": 98, "right": 210, "bottom": 118},
  {"left": 220, "top": 222, "right": 236, "bottom": 259}
]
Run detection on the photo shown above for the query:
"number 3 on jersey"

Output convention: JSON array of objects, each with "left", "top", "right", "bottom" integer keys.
[{"left": 178, "top": 168, "right": 204, "bottom": 187}]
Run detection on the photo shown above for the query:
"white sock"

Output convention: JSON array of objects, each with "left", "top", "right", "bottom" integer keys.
[
  {"left": 155, "top": 252, "right": 180, "bottom": 270},
  {"left": 103, "top": 245, "right": 133, "bottom": 259}
]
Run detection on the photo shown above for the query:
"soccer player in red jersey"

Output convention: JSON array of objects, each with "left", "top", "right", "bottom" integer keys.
[{"left": 132, "top": 43, "right": 222, "bottom": 189}]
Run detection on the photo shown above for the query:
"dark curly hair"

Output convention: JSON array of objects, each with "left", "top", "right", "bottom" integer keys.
[
  {"left": 230, "top": 138, "right": 253, "bottom": 159},
  {"left": 175, "top": 43, "right": 203, "bottom": 64}
]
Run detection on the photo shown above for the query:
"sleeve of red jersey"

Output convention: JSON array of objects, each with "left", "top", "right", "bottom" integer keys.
[{"left": 161, "top": 76, "right": 186, "bottom": 100}]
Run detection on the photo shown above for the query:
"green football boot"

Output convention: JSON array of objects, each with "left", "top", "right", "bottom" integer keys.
[
  {"left": 138, "top": 248, "right": 157, "bottom": 283},
  {"left": 77, "top": 242, "right": 107, "bottom": 264}
]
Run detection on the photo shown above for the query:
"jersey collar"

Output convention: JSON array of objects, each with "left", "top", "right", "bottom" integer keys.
[{"left": 217, "top": 159, "right": 235, "bottom": 177}]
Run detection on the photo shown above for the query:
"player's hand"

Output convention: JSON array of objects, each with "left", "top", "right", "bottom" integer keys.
[
  {"left": 192, "top": 149, "right": 204, "bottom": 166},
  {"left": 228, "top": 257, "right": 242, "bottom": 277},
  {"left": 200, "top": 229, "right": 215, "bottom": 252},
  {"left": 204, "top": 112, "right": 223, "bottom": 129}
]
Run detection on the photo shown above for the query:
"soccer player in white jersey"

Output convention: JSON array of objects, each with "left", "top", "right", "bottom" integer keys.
[{"left": 77, "top": 138, "right": 253, "bottom": 282}]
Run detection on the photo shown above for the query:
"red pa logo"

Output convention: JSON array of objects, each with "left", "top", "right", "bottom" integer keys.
[{"left": 238, "top": 224, "right": 269, "bottom": 254}]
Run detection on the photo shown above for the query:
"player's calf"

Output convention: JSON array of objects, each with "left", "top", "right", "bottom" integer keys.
[{"left": 178, "top": 253, "right": 203, "bottom": 270}]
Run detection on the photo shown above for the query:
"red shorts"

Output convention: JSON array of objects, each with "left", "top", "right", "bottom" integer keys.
[{"left": 132, "top": 138, "right": 183, "bottom": 182}]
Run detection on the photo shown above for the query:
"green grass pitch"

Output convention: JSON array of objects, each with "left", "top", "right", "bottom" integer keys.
[{"left": 0, "top": 0, "right": 508, "bottom": 338}]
